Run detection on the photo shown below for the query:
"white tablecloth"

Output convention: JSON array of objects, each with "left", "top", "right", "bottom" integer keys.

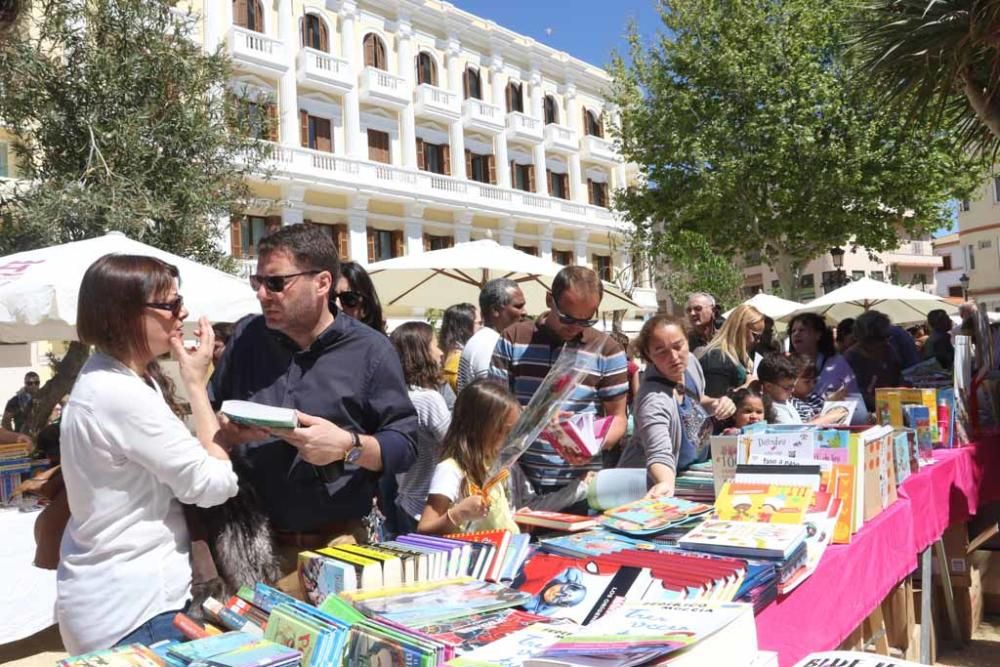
[{"left": 0, "top": 508, "right": 57, "bottom": 645}]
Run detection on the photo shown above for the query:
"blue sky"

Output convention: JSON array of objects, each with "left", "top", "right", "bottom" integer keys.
[{"left": 452, "top": 0, "right": 662, "bottom": 70}]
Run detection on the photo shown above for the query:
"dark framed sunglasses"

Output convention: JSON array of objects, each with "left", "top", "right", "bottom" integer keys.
[
  {"left": 337, "top": 290, "right": 363, "bottom": 308},
  {"left": 145, "top": 295, "right": 184, "bottom": 318},
  {"left": 249, "top": 271, "right": 319, "bottom": 293},
  {"left": 552, "top": 301, "right": 598, "bottom": 328}
]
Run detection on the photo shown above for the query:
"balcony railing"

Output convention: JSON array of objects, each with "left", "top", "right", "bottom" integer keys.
[
  {"left": 506, "top": 112, "right": 544, "bottom": 142},
  {"left": 359, "top": 67, "right": 409, "bottom": 108},
  {"left": 544, "top": 123, "right": 579, "bottom": 153},
  {"left": 414, "top": 84, "right": 461, "bottom": 120},
  {"left": 463, "top": 98, "right": 505, "bottom": 133},
  {"left": 258, "top": 143, "right": 619, "bottom": 228},
  {"left": 229, "top": 26, "right": 287, "bottom": 73},
  {"left": 580, "top": 134, "right": 619, "bottom": 164},
  {"left": 297, "top": 48, "right": 353, "bottom": 93}
]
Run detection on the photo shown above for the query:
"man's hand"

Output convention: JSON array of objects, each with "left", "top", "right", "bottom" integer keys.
[
  {"left": 270, "top": 411, "right": 353, "bottom": 466},
  {"left": 215, "top": 414, "right": 270, "bottom": 448},
  {"left": 645, "top": 480, "right": 675, "bottom": 499},
  {"left": 707, "top": 395, "right": 736, "bottom": 421}
]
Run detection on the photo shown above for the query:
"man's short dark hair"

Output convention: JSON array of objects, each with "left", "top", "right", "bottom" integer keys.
[
  {"left": 212, "top": 322, "right": 235, "bottom": 343},
  {"left": 256, "top": 223, "right": 339, "bottom": 282},
  {"left": 479, "top": 278, "right": 520, "bottom": 316},
  {"left": 24, "top": 372, "right": 39, "bottom": 381},
  {"left": 551, "top": 266, "right": 603, "bottom": 304},
  {"left": 757, "top": 353, "right": 798, "bottom": 384}
]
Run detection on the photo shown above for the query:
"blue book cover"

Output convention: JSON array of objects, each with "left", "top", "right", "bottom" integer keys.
[
  {"left": 200, "top": 639, "right": 301, "bottom": 667},
  {"left": 167, "top": 632, "right": 256, "bottom": 662}
]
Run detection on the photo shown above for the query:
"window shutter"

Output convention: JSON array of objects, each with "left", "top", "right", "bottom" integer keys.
[
  {"left": 596, "top": 114, "right": 604, "bottom": 138},
  {"left": 367, "top": 228, "right": 376, "bottom": 263},
  {"left": 299, "top": 16, "right": 305, "bottom": 47},
  {"left": 561, "top": 173, "right": 569, "bottom": 199},
  {"left": 391, "top": 230, "right": 404, "bottom": 257},
  {"left": 316, "top": 117, "right": 332, "bottom": 152},
  {"left": 299, "top": 110, "right": 309, "bottom": 148},
  {"left": 364, "top": 34, "right": 375, "bottom": 68},
  {"left": 546, "top": 169, "right": 554, "bottom": 194},
  {"left": 266, "top": 103, "right": 278, "bottom": 141},
  {"left": 333, "top": 223, "right": 349, "bottom": 259},
  {"left": 416, "top": 138, "right": 425, "bottom": 170},
  {"left": 266, "top": 215, "right": 282, "bottom": 233},
  {"left": 423, "top": 234, "right": 431, "bottom": 252},
  {"left": 587, "top": 179, "right": 595, "bottom": 205},
  {"left": 465, "top": 149, "right": 472, "bottom": 179},
  {"left": 582, "top": 107, "right": 589, "bottom": 136},
  {"left": 505, "top": 82, "right": 513, "bottom": 113},
  {"left": 487, "top": 155, "right": 496, "bottom": 185},
  {"left": 442, "top": 144, "right": 451, "bottom": 176},
  {"left": 230, "top": 219, "right": 243, "bottom": 258},
  {"left": 319, "top": 19, "right": 328, "bottom": 52},
  {"left": 463, "top": 69, "right": 470, "bottom": 99},
  {"left": 375, "top": 38, "right": 386, "bottom": 70},
  {"left": 527, "top": 164, "right": 535, "bottom": 193},
  {"left": 234, "top": 0, "right": 248, "bottom": 29}
]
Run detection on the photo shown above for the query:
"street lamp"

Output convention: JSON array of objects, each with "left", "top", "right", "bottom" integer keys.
[
  {"left": 959, "top": 273, "right": 971, "bottom": 300},
  {"left": 829, "top": 247, "right": 847, "bottom": 290}
]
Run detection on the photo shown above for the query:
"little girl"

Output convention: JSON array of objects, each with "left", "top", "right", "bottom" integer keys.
[
  {"left": 419, "top": 379, "right": 522, "bottom": 534},
  {"left": 721, "top": 385, "right": 772, "bottom": 433}
]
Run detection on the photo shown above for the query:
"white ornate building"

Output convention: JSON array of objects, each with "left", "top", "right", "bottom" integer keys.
[{"left": 184, "top": 0, "right": 656, "bottom": 317}]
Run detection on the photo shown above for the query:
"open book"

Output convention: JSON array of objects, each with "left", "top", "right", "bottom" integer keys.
[
  {"left": 220, "top": 400, "right": 298, "bottom": 430},
  {"left": 542, "top": 413, "right": 614, "bottom": 463}
]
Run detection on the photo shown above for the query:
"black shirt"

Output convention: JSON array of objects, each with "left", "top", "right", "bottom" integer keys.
[{"left": 209, "top": 313, "right": 418, "bottom": 532}]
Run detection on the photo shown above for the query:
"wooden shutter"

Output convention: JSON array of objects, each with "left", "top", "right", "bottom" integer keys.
[
  {"left": 333, "top": 223, "right": 349, "bottom": 259},
  {"left": 366, "top": 228, "right": 376, "bottom": 262},
  {"left": 561, "top": 173, "right": 569, "bottom": 199},
  {"left": 230, "top": 219, "right": 243, "bottom": 258},
  {"left": 582, "top": 107, "right": 589, "bottom": 136},
  {"left": 596, "top": 114, "right": 604, "bottom": 138},
  {"left": 299, "top": 110, "right": 309, "bottom": 148},
  {"left": 368, "top": 129, "right": 389, "bottom": 163},
  {"left": 487, "top": 155, "right": 496, "bottom": 184},
  {"left": 442, "top": 144, "right": 451, "bottom": 176},
  {"left": 465, "top": 149, "right": 473, "bottom": 179},
  {"left": 546, "top": 169, "right": 554, "bottom": 194},
  {"left": 234, "top": 0, "right": 248, "bottom": 29},
  {"left": 266, "top": 103, "right": 278, "bottom": 141},
  {"left": 375, "top": 38, "right": 386, "bottom": 70},
  {"left": 319, "top": 18, "right": 328, "bottom": 52},
  {"left": 416, "top": 138, "right": 425, "bottom": 170},
  {"left": 587, "top": 179, "right": 595, "bottom": 205},
  {"left": 463, "top": 69, "right": 470, "bottom": 99},
  {"left": 391, "top": 230, "right": 404, "bottom": 257},
  {"left": 364, "top": 34, "right": 375, "bottom": 67},
  {"left": 505, "top": 82, "right": 513, "bottom": 113},
  {"left": 510, "top": 160, "right": 516, "bottom": 189},
  {"left": 423, "top": 234, "right": 431, "bottom": 252},
  {"left": 527, "top": 164, "right": 535, "bottom": 193},
  {"left": 315, "top": 117, "right": 332, "bottom": 152}
]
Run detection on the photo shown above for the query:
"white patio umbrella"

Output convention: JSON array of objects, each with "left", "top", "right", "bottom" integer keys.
[
  {"left": 781, "top": 277, "right": 956, "bottom": 325},
  {"left": 367, "top": 239, "right": 640, "bottom": 313},
  {"left": 0, "top": 231, "right": 260, "bottom": 342},
  {"left": 724, "top": 293, "right": 801, "bottom": 320}
]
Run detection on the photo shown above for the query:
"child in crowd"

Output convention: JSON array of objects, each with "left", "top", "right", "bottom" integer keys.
[
  {"left": 720, "top": 385, "right": 773, "bottom": 433},
  {"left": 419, "top": 379, "right": 522, "bottom": 534},
  {"left": 789, "top": 355, "right": 824, "bottom": 422},
  {"left": 757, "top": 353, "right": 804, "bottom": 424}
]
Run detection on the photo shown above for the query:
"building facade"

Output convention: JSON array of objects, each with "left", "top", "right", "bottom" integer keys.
[
  {"left": 740, "top": 237, "right": 941, "bottom": 302},
  {"left": 957, "top": 175, "right": 1000, "bottom": 310},
  {"left": 932, "top": 232, "right": 965, "bottom": 299},
  {"left": 182, "top": 0, "right": 656, "bottom": 316}
]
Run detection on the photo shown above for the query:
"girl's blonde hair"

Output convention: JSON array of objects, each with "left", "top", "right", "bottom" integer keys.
[
  {"left": 440, "top": 379, "right": 521, "bottom": 489},
  {"left": 702, "top": 304, "right": 764, "bottom": 369}
]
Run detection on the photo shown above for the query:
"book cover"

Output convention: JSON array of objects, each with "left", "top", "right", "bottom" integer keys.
[
  {"left": 831, "top": 463, "right": 856, "bottom": 545},
  {"left": 417, "top": 609, "right": 553, "bottom": 653},
  {"left": 678, "top": 520, "right": 806, "bottom": 559},
  {"left": 449, "top": 622, "right": 580, "bottom": 667},
  {"left": 198, "top": 639, "right": 302, "bottom": 667},
  {"left": 586, "top": 468, "right": 648, "bottom": 511},
  {"left": 58, "top": 645, "right": 166, "bottom": 667},
  {"left": 715, "top": 482, "right": 814, "bottom": 524},
  {"left": 513, "top": 510, "right": 598, "bottom": 532},
  {"left": 710, "top": 435, "right": 742, "bottom": 497},
  {"left": 315, "top": 547, "right": 383, "bottom": 590},
  {"left": 903, "top": 405, "right": 933, "bottom": 456},
  {"left": 445, "top": 530, "right": 512, "bottom": 582},
  {"left": 602, "top": 497, "right": 713, "bottom": 531},
  {"left": 744, "top": 430, "right": 816, "bottom": 462},
  {"left": 819, "top": 401, "right": 857, "bottom": 426},
  {"left": 219, "top": 400, "right": 297, "bottom": 429},
  {"left": 297, "top": 551, "right": 357, "bottom": 606},
  {"left": 327, "top": 543, "right": 403, "bottom": 587},
  {"left": 541, "top": 413, "right": 614, "bottom": 463},
  {"left": 498, "top": 533, "right": 532, "bottom": 583},
  {"left": 167, "top": 632, "right": 257, "bottom": 662},
  {"left": 861, "top": 426, "right": 894, "bottom": 522}
]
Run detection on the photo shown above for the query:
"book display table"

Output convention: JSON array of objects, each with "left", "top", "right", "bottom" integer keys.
[
  {"left": 756, "top": 439, "right": 1000, "bottom": 666},
  {"left": 0, "top": 507, "right": 57, "bottom": 645}
]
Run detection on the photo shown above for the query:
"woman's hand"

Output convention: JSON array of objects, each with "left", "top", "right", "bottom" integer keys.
[
  {"left": 450, "top": 494, "right": 489, "bottom": 525},
  {"left": 645, "top": 480, "right": 675, "bottom": 498},
  {"left": 170, "top": 316, "right": 215, "bottom": 387},
  {"left": 709, "top": 396, "right": 736, "bottom": 421}
]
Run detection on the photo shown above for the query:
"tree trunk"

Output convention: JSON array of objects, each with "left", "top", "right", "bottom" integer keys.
[
  {"left": 962, "top": 72, "right": 1000, "bottom": 141},
  {"left": 770, "top": 253, "right": 798, "bottom": 300},
  {"left": 26, "top": 341, "right": 90, "bottom": 438}
]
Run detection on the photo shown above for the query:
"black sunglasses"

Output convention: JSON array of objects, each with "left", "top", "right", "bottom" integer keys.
[
  {"left": 249, "top": 271, "right": 319, "bottom": 293},
  {"left": 552, "top": 300, "right": 598, "bottom": 328},
  {"left": 337, "top": 290, "right": 363, "bottom": 308},
  {"left": 145, "top": 295, "right": 184, "bottom": 318}
]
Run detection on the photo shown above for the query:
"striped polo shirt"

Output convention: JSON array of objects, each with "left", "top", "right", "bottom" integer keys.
[{"left": 490, "top": 318, "right": 628, "bottom": 493}]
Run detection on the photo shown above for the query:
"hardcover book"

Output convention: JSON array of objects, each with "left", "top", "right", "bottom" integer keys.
[
  {"left": 678, "top": 520, "right": 807, "bottom": 559},
  {"left": 219, "top": 400, "right": 297, "bottom": 429},
  {"left": 541, "top": 413, "right": 614, "bottom": 463},
  {"left": 715, "top": 481, "right": 815, "bottom": 524}
]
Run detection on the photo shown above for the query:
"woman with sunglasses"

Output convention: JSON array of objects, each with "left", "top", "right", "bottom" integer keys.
[
  {"left": 336, "top": 261, "right": 386, "bottom": 335},
  {"left": 57, "top": 254, "right": 238, "bottom": 654}
]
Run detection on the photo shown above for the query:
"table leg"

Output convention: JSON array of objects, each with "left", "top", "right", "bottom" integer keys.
[
  {"left": 920, "top": 546, "right": 932, "bottom": 664},
  {"left": 933, "top": 538, "right": 965, "bottom": 646}
]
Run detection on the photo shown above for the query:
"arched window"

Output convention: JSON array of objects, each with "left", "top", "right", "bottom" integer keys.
[
  {"left": 463, "top": 67, "right": 482, "bottom": 100},
  {"left": 584, "top": 108, "right": 603, "bottom": 137},
  {"left": 505, "top": 81, "right": 524, "bottom": 113},
  {"left": 416, "top": 51, "right": 437, "bottom": 86},
  {"left": 233, "top": 0, "right": 264, "bottom": 33},
  {"left": 544, "top": 94, "right": 559, "bottom": 125},
  {"left": 363, "top": 33, "right": 387, "bottom": 70},
  {"left": 302, "top": 13, "right": 328, "bottom": 51}
]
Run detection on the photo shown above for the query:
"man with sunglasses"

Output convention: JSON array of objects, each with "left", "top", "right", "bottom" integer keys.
[
  {"left": 209, "top": 224, "right": 417, "bottom": 585},
  {"left": 490, "top": 266, "right": 628, "bottom": 512},
  {"left": 3, "top": 371, "right": 40, "bottom": 433}
]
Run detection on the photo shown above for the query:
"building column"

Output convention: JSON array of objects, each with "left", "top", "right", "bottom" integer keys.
[
  {"left": 214, "top": 214, "right": 232, "bottom": 256},
  {"left": 539, "top": 225, "right": 554, "bottom": 262},
  {"left": 574, "top": 229, "right": 590, "bottom": 267},
  {"left": 405, "top": 203, "right": 425, "bottom": 256},
  {"left": 277, "top": 0, "right": 299, "bottom": 148},
  {"left": 569, "top": 154, "right": 584, "bottom": 204},
  {"left": 491, "top": 57, "right": 511, "bottom": 188},
  {"left": 348, "top": 214, "right": 369, "bottom": 265},
  {"left": 340, "top": 2, "right": 364, "bottom": 158},
  {"left": 455, "top": 212, "right": 473, "bottom": 243},
  {"left": 446, "top": 39, "right": 466, "bottom": 177},
  {"left": 530, "top": 67, "right": 544, "bottom": 120},
  {"left": 397, "top": 19, "right": 417, "bottom": 169},
  {"left": 498, "top": 217, "right": 516, "bottom": 247},
  {"left": 533, "top": 143, "right": 548, "bottom": 197},
  {"left": 564, "top": 84, "right": 587, "bottom": 204},
  {"left": 202, "top": 0, "right": 221, "bottom": 52}
]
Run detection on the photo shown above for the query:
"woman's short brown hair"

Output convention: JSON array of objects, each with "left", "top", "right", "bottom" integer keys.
[
  {"left": 390, "top": 321, "right": 441, "bottom": 390},
  {"left": 77, "top": 254, "right": 179, "bottom": 361}
]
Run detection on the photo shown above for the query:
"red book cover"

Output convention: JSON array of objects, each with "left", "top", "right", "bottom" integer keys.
[
  {"left": 445, "top": 529, "right": 513, "bottom": 582},
  {"left": 172, "top": 613, "right": 209, "bottom": 640},
  {"left": 514, "top": 553, "right": 581, "bottom": 595},
  {"left": 514, "top": 510, "right": 598, "bottom": 532}
]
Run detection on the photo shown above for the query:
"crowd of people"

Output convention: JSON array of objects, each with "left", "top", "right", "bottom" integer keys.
[{"left": 39, "top": 224, "right": 975, "bottom": 654}]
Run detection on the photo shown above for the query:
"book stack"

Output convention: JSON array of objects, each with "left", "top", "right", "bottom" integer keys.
[
  {"left": 0, "top": 441, "right": 32, "bottom": 505},
  {"left": 600, "top": 496, "right": 713, "bottom": 537},
  {"left": 159, "top": 632, "right": 301, "bottom": 667},
  {"left": 674, "top": 461, "right": 716, "bottom": 502},
  {"left": 538, "top": 527, "right": 675, "bottom": 559},
  {"left": 514, "top": 509, "right": 598, "bottom": 533}
]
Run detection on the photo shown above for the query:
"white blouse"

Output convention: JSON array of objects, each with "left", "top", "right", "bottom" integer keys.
[{"left": 57, "top": 353, "right": 238, "bottom": 654}]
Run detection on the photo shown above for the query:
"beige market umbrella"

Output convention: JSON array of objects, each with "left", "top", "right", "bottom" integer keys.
[
  {"left": 781, "top": 277, "right": 956, "bottom": 325},
  {"left": 725, "top": 293, "right": 801, "bottom": 320}
]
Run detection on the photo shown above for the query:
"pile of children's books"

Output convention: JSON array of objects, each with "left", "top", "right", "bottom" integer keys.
[
  {"left": 599, "top": 496, "right": 713, "bottom": 537},
  {"left": 0, "top": 440, "right": 32, "bottom": 505},
  {"left": 673, "top": 461, "right": 716, "bottom": 502}
]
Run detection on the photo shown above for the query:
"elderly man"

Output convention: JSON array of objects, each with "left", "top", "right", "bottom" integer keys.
[
  {"left": 456, "top": 278, "right": 527, "bottom": 393},
  {"left": 685, "top": 292, "right": 717, "bottom": 351}
]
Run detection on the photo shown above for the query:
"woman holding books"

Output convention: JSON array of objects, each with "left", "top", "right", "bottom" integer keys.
[
  {"left": 622, "top": 315, "right": 713, "bottom": 498},
  {"left": 57, "top": 255, "right": 238, "bottom": 654}
]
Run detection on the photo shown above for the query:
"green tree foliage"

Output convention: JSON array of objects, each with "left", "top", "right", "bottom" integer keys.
[
  {"left": 0, "top": 0, "right": 271, "bottom": 435},
  {"left": 0, "top": 0, "right": 270, "bottom": 267},
  {"left": 656, "top": 230, "right": 744, "bottom": 310},
  {"left": 610, "top": 0, "right": 986, "bottom": 295}
]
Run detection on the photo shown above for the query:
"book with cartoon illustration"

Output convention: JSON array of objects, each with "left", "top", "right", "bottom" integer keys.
[
  {"left": 678, "top": 520, "right": 807, "bottom": 559},
  {"left": 714, "top": 482, "right": 815, "bottom": 524},
  {"left": 600, "top": 497, "right": 713, "bottom": 533}
]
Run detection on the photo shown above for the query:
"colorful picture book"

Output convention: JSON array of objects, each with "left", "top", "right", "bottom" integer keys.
[
  {"left": 514, "top": 509, "right": 598, "bottom": 532},
  {"left": 57, "top": 644, "right": 166, "bottom": 667},
  {"left": 715, "top": 481, "right": 815, "bottom": 524},
  {"left": 541, "top": 413, "right": 614, "bottom": 462},
  {"left": 678, "top": 519, "right": 807, "bottom": 560},
  {"left": 600, "top": 496, "right": 713, "bottom": 536}
]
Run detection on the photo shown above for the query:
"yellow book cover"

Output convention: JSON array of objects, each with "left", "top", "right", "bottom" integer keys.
[
  {"left": 333, "top": 544, "right": 406, "bottom": 586},
  {"left": 847, "top": 431, "right": 865, "bottom": 533},
  {"left": 715, "top": 481, "right": 814, "bottom": 524},
  {"left": 315, "top": 547, "right": 383, "bottom": 591},
  {"left": 831, "top": 463, "right": 855, "bottom": 544},
  {"left": 339, "top": 576, "right": 472, "bottom": 603}
]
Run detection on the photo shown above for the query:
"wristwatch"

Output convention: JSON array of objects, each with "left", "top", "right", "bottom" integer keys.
[{"left": 345, "top": 431, "right": 363, "bottom": 465}]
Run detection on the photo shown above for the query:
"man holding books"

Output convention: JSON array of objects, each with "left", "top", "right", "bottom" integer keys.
[
  {"left": 490, "top": 266, "right": 628, "bottom": 512},
  {"left": 209, "top": 224, "right": 418, "bottom": 589}
]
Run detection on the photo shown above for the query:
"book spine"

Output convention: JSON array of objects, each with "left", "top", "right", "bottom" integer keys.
[{"left": 171, "top": 613, "right": 209, "bottom": 640}]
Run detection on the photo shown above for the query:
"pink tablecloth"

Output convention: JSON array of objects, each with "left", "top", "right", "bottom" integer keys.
[{"left": 755, "top": 438, "right": 1000, "bottom": 667}]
